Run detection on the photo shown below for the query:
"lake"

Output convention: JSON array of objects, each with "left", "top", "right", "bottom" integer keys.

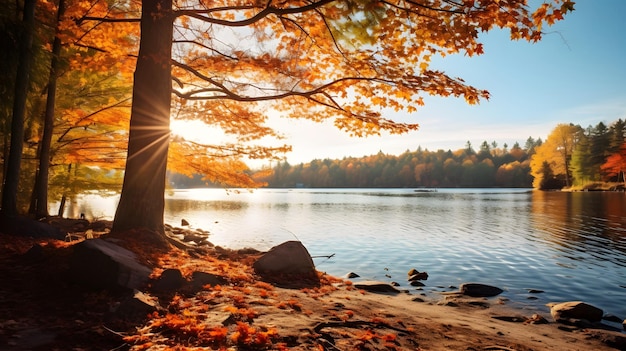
[{"left": 56, "top": 188, "right": 626, "bottom": 325}]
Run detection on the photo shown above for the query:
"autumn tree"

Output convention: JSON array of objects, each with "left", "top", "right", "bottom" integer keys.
[
  {"left": 70, "top": 0, "right": 576, "bottom": 234},
  {"left": 0, "top": 0, "right": 138, "bottom": 218},
  {"left": 530, "top": 123, "right": 582, "bottom": 189},
  {"left": 601, "top": 142, "right": 626, "bottom": 183}
]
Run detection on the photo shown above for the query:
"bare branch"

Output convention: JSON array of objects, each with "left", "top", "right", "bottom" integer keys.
[{"left": 175, "top": 0, "right": 336, "bottom": 27}]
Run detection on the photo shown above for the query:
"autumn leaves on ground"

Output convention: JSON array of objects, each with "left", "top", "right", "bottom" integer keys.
[{"left": 1, "top": 227, "right": 624, "bottom": 351}]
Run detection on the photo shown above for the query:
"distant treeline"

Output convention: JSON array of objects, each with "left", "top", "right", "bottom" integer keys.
[
  {"left": 253, "top": 138, "right": 544, "bottom": 188},
  {"left": 170, "top": 119, "right": 626, "bottom": 190}
]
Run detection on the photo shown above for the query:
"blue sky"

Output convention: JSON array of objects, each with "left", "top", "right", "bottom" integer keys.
[{"left": 265, "top": 1, "right": 626, "bottom": 165}]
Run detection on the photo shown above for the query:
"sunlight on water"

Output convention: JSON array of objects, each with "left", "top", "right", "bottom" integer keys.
[{"left": 53, "top": 188, "right": 626, "bottom": 323}]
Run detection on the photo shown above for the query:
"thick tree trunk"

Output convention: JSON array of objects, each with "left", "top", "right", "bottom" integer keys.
[
  {"left": 112, "top": 0, "right": 173, "bottom": 233},
  {"left": 33, "top": 0, "right": 65, "bottom": 219},
  {"left": 1, "top": 0, "right": 37, "bottom": 217}
]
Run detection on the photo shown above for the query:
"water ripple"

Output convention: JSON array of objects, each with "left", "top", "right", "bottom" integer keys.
[{"left": 53, "top": 188, "right": 626, "bottom": 326}]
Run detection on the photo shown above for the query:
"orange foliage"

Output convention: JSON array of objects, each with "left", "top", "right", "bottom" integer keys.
[
  {"left": 601, "top": 142, "right": 626, "bottom": 180},
  {"left": 276, "top": 298, "right": 303, "bottom": 311},
  {"left": 65, "top": 0, "right": 573, "bottom": 186}
]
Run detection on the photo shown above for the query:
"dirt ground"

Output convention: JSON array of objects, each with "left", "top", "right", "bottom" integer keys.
[{"left": 1, "top": 231, "right": 625, "bottom": 351}]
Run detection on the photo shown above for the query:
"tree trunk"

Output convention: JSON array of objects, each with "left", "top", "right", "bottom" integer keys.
[
  {"left": 33, "top": 0, "right": 65, "bottom": 219},
  {"left": 1, "top": 0, "right": 37, "bottom": 217},
  {"left": 112, "top": 0, "right": 173, "bottom": 234},
  {"left": 57, "top": 194, "right": 66, "bottom": 217}
]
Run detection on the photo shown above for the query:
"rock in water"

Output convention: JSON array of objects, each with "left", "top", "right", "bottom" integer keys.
[
  {"left": 253, "top": 241, "right": 316, "bottom": 275},
  {"left": 460, "top": 283, "right": 503, "bottom": 297},
  {"left": 408, "top": 272, "right": 429, "bottom": 281},
  {"left": 549, "top": 301, "right": 603, "bottom": 323},
  {"left": 354, "top": 281, "right": 402, "bottom": 294}
]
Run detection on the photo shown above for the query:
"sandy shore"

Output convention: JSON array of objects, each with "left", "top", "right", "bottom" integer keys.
[{"left": 1, "top": 228, "right": 625, "bottom": 350}]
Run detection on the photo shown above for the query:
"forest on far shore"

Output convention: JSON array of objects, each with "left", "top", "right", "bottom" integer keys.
[
  {"left": 171, "top": 138, "right": 541, "bottom": 189},
  {"left": 170, "top": 119, "right": 626, "bottom": 190}
]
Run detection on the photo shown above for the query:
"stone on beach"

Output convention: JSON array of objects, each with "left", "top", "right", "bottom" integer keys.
[
  {"left": 69, "top": 238, "right": 152, "bottom": 291},
  {"left": 549, "top": 301, "right": 603, "bottom": 323},
  {"left": 253, "top": 240, "right": 316, "bottom": 275},
  {"left": 252, "top": 241, "right": 320, "bottom": 288}
]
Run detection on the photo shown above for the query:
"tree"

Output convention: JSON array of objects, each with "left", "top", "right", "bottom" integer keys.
[
  {"left": 569, "top": 127, "right": 593, "bottom": 186},
  {"left": 601, "top": 142, "right": 626, "bottom": 183},
  {"left": 73, "top": 0, "right": 575, "bottom": 234},
  {"left": 530, "top": 123, "right": 582, "bottom": 189},
  {"left": 1, "top": 0, "right": 37, "bottom": 217},
  {"left": 32, "top": 0, "right": 66, "bottom": 218}
]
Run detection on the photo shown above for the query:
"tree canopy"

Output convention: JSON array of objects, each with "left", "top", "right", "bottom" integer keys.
[
  {"left": 1, "top": 0, "right": 575, "bottom": 233},
  {"left": 530, "top": 120, "right": 626, "bottom": 190},
  {"left": 113, "top": 0, "right": 575, "bottom": 233}
]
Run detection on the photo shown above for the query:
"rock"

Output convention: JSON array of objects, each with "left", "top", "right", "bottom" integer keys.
[
  {"left": 344, "top": 272, "right": 360, "bottom": 279},
  {"left": 527, "top": 289, "right": 544, "bottom": 294},
  {"left": 407, "top": 268, "right": 419, "bottom": 276},
  {"left": 253, "top": 241, "right": 318, "bottom": 287},
  {"left": 353, "top": 281, "right": 401, "bottom": 294},
  {"left": 181, "top": 219, "right": 190, "bottom": 226},
  {"left": 527, "top": 313, "right": 549, "bottom": 324},
  {"left": 409, "top": 280, "right": 425, "bottom": 287},
  {"left": 459, "top": 283, "right": 503, "bottom": 297},
  {"left": 549, "top": 301, "right": 603, "bottom": 323},
  {"left": 602, "top": 314, "right": 623, "bottom": 323},
  {"left": 623, "top": 319, "right": 626, "bottom": 331},
  {"left": 151, "top": 269, "right": 185, "bottom": 294},
  {"left": 408, "top": 272, "right": 428, "bottom": 281},
  {"left": 111, "top": 290, "right": 162, "bottom": 326},
  {"left": 0, "top": 215, "right": 64, "bottom": 239},
  {"left": 190, "top": 271, "right": 227, "bottom": 291},
  {"left": 253, "top": 241, "right": 315, "bottom": 275},
  {"left": 69, "top": 238, "right": 152, "bottom": 291}
]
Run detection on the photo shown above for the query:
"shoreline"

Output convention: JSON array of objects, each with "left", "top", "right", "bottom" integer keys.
[
  {"left": 2, "top": 218, "right": 625, "bottom": 350},
  {"left": 26, "top": 216, "right": 626, "bottom": 332}
]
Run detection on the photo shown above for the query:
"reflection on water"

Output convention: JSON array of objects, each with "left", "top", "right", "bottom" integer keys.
[{"left": 53, "top": 188, "right": 626, "bottom": 323}]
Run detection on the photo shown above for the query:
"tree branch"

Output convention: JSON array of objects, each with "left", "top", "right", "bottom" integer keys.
[{"left": 175, "top": 0, "right": 336, "bottom": 27}]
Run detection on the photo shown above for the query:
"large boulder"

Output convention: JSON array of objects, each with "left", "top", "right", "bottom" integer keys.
[
  {"left": 253, "top": 241, "right": 318, "bottom": 287},
  {"left": 69, "top": 238, "right": 152, "bottom": 291},
  {"left": 549, "top": 301, "right": 603, "bottom": 323},
  {"left": 253, "top": 241, "right": 316, "bottom": 275}
]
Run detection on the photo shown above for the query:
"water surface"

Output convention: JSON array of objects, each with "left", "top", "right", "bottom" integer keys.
[{"left": 57, "top": 188, "right": 626, "bottom": 324}]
